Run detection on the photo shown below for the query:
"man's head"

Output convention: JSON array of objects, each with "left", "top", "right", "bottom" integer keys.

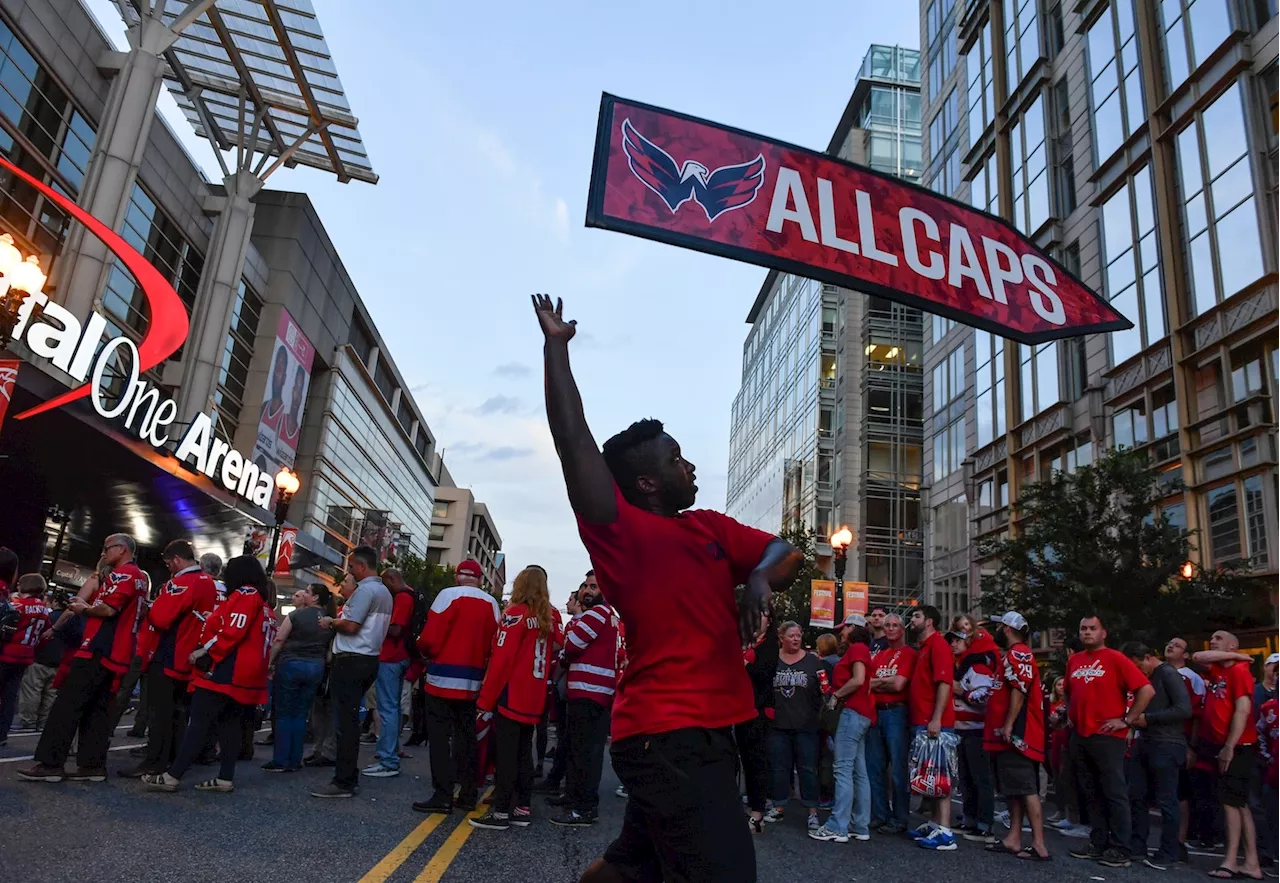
[
  {"left": 1122, "top": 641, "right": 1162, "bottom": 677},
  {"left": 883, "top": 613, "right": 905, "bottom": 647},
  {"left": 579, "top": 572, "right": 603, "bottom": 608},
  {"left": 1208, "top": 630, "right": 1240, "bottom": 652},
  {"left": 101, "top": 533, "right": 135, "bottom": 568},
  {"left": 908, "top": 604, "right": 942, "bottom": 642},
  {"left": 1079, "top": 615, "right": 1107, "bottom": 650},
  {"left": 161, "top": 539, "right": 197, "bottom": 574},
  {"left": 988, "top": 611, "right": 1029, "bottom": 650},
  {"left": 349, "top": 545, "right": 378, "bottom": 581},
  {"left": 1164, "top": 636, "right": 1190, "bottom": 666},
  {"left": 868, "top": 607, "right": 887, "bottom": 633},
  {"left": 455, "top": 559, "right": 483, "bottom": 587},
  {"left": 382, "top": 567, "right": 405, "bottom": 592},
  {"left": 16, "top": 573, "right": 46, "bottom": 596},
  {"left": 602, "top": 419, "right": 696, "bottom": 514},
  {"left": 947, "top": 630, "right": 968, "bottom": 657},
  {"left": 567, "top": 589, "right": 582, "bottom": 616},
  {"left": 199, "top": 552, "right": 223, "bottom": 579}
]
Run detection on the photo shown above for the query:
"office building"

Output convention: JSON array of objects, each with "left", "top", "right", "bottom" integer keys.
[{"left": 428, "top": 460, "right": 505, "bottom": 594}]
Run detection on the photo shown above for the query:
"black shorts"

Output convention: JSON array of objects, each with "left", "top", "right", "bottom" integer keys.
[
  {"left": 1215, "top": 743, "right": 1255, "bottom": 808},
  {"left": 993, "top": 749, "right": 1039, "bottom": 798},
  {"left": 604, "top": 727, "right": 754, "bottom": 883}
]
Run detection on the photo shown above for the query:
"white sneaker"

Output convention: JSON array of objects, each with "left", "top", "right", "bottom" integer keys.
[
  {"left": 615, "top": 784, "right": 628, "bottom": 798},
  {"left": 360, "top": 763, "right": 399, "bottom": 778},
  {"left": 807, "top": 815, "right": 821, "bottom": 831},
  {"left": 809, "top": 824, "right": 850, "bottom": 843},
  {"left": 763, "top": 807, "right": 785, "bottom": 823}
]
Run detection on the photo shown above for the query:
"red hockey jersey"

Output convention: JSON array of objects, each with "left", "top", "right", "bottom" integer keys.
[
  {"left": 76, "top": 563, "right": 148, "bottom": 673},
  {"left": 0, "top": 594, "right": 51, "bottom": 665},
  {"left": 140, "top": 565, "right": 220, "bottom": 680},
  {"left": 478, "top": 603, "right": 553, "bottom": 725},
  {"left": 417, "top": 585, "right": 500, "bottom": 701},
  {"left": 563, "top": 603, "right": 620, "bottom": 707},
  {"left": 192, "top": 586, "right": 275, "bottom": 705}
]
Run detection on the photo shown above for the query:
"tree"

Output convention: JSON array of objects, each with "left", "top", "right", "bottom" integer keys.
[
  {"left": 774, "top": 523, "right": 833, "bottom": 644},
  {"left": 392, "top": 552, "right": 461, "bottom": 605},
  {"left": 978, "top": 447, "right": 1266, "bottom": 647}
]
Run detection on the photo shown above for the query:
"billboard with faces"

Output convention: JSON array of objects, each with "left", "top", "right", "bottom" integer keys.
[{"left": 251, "top": 308, "right": 315, "bottom": 504}]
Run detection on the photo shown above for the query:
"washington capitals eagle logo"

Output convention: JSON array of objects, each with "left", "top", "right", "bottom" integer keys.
[{"left": 621, "top": 119, "right": 766, "bottom": 222}]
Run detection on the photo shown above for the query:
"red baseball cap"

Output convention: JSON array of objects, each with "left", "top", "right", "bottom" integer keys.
[{"left": 456, "top": 560, "right": 483, "bottom": 580}]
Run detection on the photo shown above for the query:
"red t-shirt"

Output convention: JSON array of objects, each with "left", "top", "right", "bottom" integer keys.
[
  {"left": 1066, "top": 647, "right": 1149, "bottom": 738},
  {"left": 909, "top": 631, "right": 956, "bottom": 727},
  {"left": 871, "top": 645, "right": 916, "bottom": 706},
  {"left": 0, "top": 594, "right": 52, "bottom": 665},
  {"left": 1202, "top": 662, "right": 1257, "bottom": 746},
  {"left": 833, "top": 642, "right": 877, "bottom": 724},
  {"left": 983, "top": 642, "right": 1046, "bottom": 761},
  {"left": 379, "top": 590, "right": 415, "bottom": 664},
  {"left": 76, "top": 563, "right": 147, "bottom": 673},
  {"left": 577, "top": 484, "right": 774, "bottom": 741}
]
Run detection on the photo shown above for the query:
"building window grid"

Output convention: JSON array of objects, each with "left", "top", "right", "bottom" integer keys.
[
  {"left": 1004, "top": 0, "right": 1043, "bottom": 96},
  {"left": 1086, "top": 0, "right": 1146, "bottom": 164},
  {"left": 1049, "top": 77, "right": 1077, "bottom": 216},
  {"left": 1010, "top": 94, "right": 1050, "bottom": 234},
  {"left": 969, "top": 151, "right": 1000, "bottom": 215},
  {"left": 1018, "top": 342, "right": 1062, "bottom": 422},
  {"left": 932, "top": 344, "right": 966, "bottom": 413},
  {"left": 974, "top": 330, "right": 1007, "bottom": 448},
  {"left": 212, "top": 278, "right": 262, "bottom": 444},
  {"left": 966, "top": 21, "right": 996, "bottom": 150},
  {"left": 1160, "top": 0, "right": 1236, "bottom": 92},
  {"left": 1102, "top": 166, "right": 1165, "bottom": 366}
]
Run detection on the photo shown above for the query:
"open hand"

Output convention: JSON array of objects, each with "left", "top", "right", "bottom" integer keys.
[
  {"left": 738, "top": 573, "right": 770, "bottom": 649},
  {"left": 531, "top": 293, "right": 577, "bottom": 342}
]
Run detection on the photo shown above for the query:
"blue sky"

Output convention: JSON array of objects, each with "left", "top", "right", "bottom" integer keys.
[{"left": 85, "top": 0, "right": 919, "bottom": 604}]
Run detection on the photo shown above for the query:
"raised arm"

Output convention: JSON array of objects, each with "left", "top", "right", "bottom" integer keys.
[
  {"left": 738, "top": 538, "right": 803, "bottom": 646},
  {"left": 533, "top": 294, "right": 617, "bottom": 525}
]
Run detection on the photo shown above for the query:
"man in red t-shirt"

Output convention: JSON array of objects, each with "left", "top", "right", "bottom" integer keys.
[
  {"left": 906, "top": 604, "right": 959, "bottom": 850},
  {"left": 1064, "top": 615, "right": 1154, "bottom": 868},
  {"left": 532, "top": 295, "right": 802, "bottom": 883},
  {"left": 983, "top": 612, "right": 1048, "bottom": 860},
  {"left": 867, "top": 613, "right": 916, "bottom": 832},
  {"left": 365, "top": 566, "right": 416, "bottom": 778},
  {"left": 20, "top": 533, "right": 146, "bottom": 783},
  {"left": 1193, "top": 632, "right": 1263, "bottom": 880}
]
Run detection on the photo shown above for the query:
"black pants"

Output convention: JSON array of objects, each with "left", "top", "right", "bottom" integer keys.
[
  {"left": 1072, "top": 732, "right": 1132, "bottom": 856},
  {"left": 330, "top": 653, "right": 380, "bottom": 790},
  {"left": 169, "top": 688, "right": 243, "bottom": 782},
  {"left": 605, "top": 728, "right": 755, "bottom": 883},
  {"left": 108, "top": 655, "right": 146, "bottom": 733},
  {"left": 426, "top": 692, "right": 477, "bottom": 803},
  {"left": 535, "top": 697, "right": 551, "bottom": 771},
  {"left": 0, "top": 661, "right": 26, "bottom": 743},
  {"left": 408, "top": 680, "right": 427, "bottom": 742},
  {"left": 547, "top": 701, "right": 571, "bottom": 788},
  {"left": 957, "top": 729, "right": 995, "bottom": 830},
  {"left": 492, "top": 713, "right": 536, "bottom": 814},
  {"left": 566, "top": 698, "right": 610, "bottom": 813},
  {"left": 142, "top": 668, "right": 189, "bottom": 771},
  {"left": 735, "top": 716, "right": 770, "bottom": 813},
  {"left": 1128, "top": 738, "right": 1183, "bottom": 860},
  {"left": 34, "top": 657, "right": 116, "bottom": 769}
]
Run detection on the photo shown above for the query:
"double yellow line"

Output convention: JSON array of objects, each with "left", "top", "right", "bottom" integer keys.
[{"left": 358, "top": 785, "right": 495, "bottom": 883}]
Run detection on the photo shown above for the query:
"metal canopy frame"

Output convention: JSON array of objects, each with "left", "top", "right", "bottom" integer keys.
[{"left": 120, "top": 0, "right": 377, "bottom": 184}]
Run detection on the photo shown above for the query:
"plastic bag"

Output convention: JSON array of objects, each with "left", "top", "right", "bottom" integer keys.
[{"left": 909, "top": 729, "right": 960, "bottom": 797}]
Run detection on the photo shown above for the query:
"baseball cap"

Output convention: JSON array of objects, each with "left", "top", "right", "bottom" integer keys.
[
  {"left": 944, "top": 629, "right": 968, "bottom": 642},
  {"left": 455, "top": 560, "right": 484, "bottom": 580},
  {"left": 990, "top": 611, "right": 1029, "bottom": 633},
  {"left": 1267, "top": 653, "right": 1279, "bottom": 666},
  {"left": 842, "top": 612, "right": 866, "bottom": 628}
]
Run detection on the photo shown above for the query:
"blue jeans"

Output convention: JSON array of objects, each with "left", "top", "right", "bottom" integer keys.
[
  {"left": 1128, "top": 738, "right": 1183, "bottom": 860},
  {"left": 272, "top": 657, "right": 324, "bottom": 769},
  {"left": 374, "top": 658, "right": 409, "bottom": 769},
  {"left": 767, "top": 728, "right": 819, "bottom": 808},
  {"left": 832, "top": 708, "right": 872, "bottom": 836},
  {"left": 867, "top": 704, "right": 909, "bottom": 826}
]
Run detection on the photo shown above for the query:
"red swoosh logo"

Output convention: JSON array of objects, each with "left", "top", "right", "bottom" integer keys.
[{"left": 0, "top": 156, "right": 190, "bottom": 420}]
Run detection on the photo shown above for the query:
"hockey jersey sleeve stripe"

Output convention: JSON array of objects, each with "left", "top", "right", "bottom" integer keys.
[
  {"left": 427, "top": 661, "right": 485, "bottom": 681},
  {"left": 567, "top": 631, "right": 589, "bottom": 649},
  {"left": 582, "top": 608, "right": 608, "bottom": 625},
  {"left": 427, "top": 673, "right": 483, "bottom": 692},
  {"left": 576, "top": 622, "right": 599, "bottom": 640},
  {"left": 569, "top": 662, "right": 616, "bottom": 678},
  {"left": 566, "top": 680, "right": 615, "bottom": 695}
]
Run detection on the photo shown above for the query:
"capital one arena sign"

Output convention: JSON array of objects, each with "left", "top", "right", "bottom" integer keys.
[{"left": 0, "top": 156, "right": 272, "bottom": 508}]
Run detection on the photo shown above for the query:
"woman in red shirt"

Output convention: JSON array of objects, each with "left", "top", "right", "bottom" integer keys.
[{"left": 143, "top": 556, "right": 275, "bottom": 794}]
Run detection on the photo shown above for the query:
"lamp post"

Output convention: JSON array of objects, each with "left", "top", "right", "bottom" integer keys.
[
  {"left": 0, "top": 233, "right": 47, "bottom": 350},
  {"left": 830, "top": 526, "right": 853, "bottom": 622},
  {"left": 266, "top": 466, "right": 301, "bottom": 575}
]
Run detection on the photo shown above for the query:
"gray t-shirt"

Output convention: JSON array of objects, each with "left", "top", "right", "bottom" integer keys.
[
  {"left": 333, "top": 576, "right": 393, "bottom": 657},
  {"left": 277, "top": 607, "right": 330, "bottom": 663}
]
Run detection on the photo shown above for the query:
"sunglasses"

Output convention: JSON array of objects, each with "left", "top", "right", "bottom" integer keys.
[{"left": 102, "top": 543, "right": 124, "bottom": 553}]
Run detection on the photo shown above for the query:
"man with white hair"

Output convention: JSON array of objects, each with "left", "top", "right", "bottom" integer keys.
[{"left": 199, "top": 553, "right": 227, "bottom": 602}]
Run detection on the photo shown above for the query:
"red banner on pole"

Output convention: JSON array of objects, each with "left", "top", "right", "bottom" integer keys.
[
  {"left": 810, "top": 579, "right": 836, "bottom": 629},
  {"left": 586, "top": 94, "right": 1130, "bottom": 344},
  {"left": 843, "top": 581, "right": 870, "bottom": 617},
  {"left": 273, "top": 526, "right": 297, "bottom": 576},
  {"left": 0, "top": 360, "right": 19, "bottom": 435}
]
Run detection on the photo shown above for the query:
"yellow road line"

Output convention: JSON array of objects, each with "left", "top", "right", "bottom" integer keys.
[
  {"left": 357, "top": 814, "right": 448, "bottom": 883},
  {"left": 412, "top": 785, "right": 495, "bottom": 883}
]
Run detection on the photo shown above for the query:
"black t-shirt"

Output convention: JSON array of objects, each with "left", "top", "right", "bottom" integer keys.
[{"left": 772, "top": 652, "right": 825, "bottom": 731}]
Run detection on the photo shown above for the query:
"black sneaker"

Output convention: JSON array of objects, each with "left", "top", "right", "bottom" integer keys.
[
  {"left": 545, "top": 792, "right": 571, "bottom": 807},
  {"left": 302, "top": 755, "right": 335, "bottom": 768},
  {"left": 469, "top": 810, "right": 510, "bottom": 830},
  {"left": 260, "top": 762, "right": 288, "bottom": 773},
  {"left": 1179, "top": 843, "right": 1190, "bottom": 863},
  {"left": 1070, "top": 846, "right": 1105, "bottom": 860},
  {"left": 412, "top": 793, "right": 454, "bottom": 815},
  {"left": 1144, "top": 853, "right": 1178, "bottom": 871},
  {"left": 311, "top": 782, "right": 357, "bottom": 799},
  {"left": 1098, "top": 849, "right": 1132, "bottom": 868},
  {"left": 454, "top": 792, "right": 478, "bottom": 812},
  {"left": 550, "top": 808, "right": 597, "bottom": 828}
]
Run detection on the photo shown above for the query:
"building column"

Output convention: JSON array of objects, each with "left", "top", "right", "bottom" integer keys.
[{"left": 59, "top": 1, "right": 214, "bottom": 320}]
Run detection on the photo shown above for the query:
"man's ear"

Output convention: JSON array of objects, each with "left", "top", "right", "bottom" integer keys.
[{"left": 635, "top": 475, "right": 659, "bottom": 495}]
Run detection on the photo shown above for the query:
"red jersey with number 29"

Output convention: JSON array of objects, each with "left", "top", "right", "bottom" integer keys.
[
  {"left": 76, "top": 563, "right": 147, "bottom": 673},
  {"left": 984, "top": 642, "right": 1045, "bottom": 761},
  {"left": 0, "top": 595, "right": 51, "bottom": 665},
  {"left": 477, "top": 602, "right": 553, "bottom": 725},
  {"left": 577, "top": 484, "right": 775, "bottom": 741}
]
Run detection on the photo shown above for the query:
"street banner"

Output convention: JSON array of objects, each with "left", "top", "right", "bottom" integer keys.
[
  {"left": 810, "top": 579, "right": 836, "bottom": 629},
  {"left": 273, "top": 526, "right": 297, "bottom": 576},
  {"left": 585, "top": 94, "right": 1131, "bottom": 344},
  {"left": 843, "top": 581, "right": 870, "bottom": 616},
  {"left": 251, "top": 308, "right": 315, "bottom": 504},
  {"left": 0, "top": 360, "right": 19, "bottom": 435}
]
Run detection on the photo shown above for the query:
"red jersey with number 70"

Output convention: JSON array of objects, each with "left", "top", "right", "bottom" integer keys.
[
  {"left": 1066, "top": 647, "right": 1150, "bottom": 738},
  {"left": 577, "top": 484, "right": 775, "bottom": 741},
  {"left": 0, "top": 594, "right": 51, "bottom": 665},
  {"left": 75, "top": 563, "right": 148, "bottom": 673}
]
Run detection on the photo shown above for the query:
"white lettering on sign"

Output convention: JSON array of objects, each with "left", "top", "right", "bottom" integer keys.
[{"left": 19, "top": 304, "right": 270, "bottom": 508}]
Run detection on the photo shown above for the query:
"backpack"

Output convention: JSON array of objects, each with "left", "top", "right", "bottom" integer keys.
[{"left": 406, "top": 589, "right": 430, "bottom": 657}]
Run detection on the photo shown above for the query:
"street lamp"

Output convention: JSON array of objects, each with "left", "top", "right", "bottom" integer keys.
[
  {"left": 266, "top": 466, "right": 301, "bottom": 574},
  {"left": 0, "top": 234, "right": 46, "bottom": 349},
  {"left": 1179, "top": 560, "right": 1195, "bottom": 580},
  {"left": 830, "top": 526, "right": 853, "bottom": 621}
]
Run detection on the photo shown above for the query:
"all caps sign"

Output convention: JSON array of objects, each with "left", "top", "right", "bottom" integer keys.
[{"left": 585, "top": 94, "right": 1131, "bottom": 344}]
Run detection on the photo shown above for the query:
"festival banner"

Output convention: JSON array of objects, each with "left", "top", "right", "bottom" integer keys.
[
  {"left": 586, "top": 94, "right": 1131, "bottom": 344},
  {"left": 0, "top": 360, "right": 19, "bottom": 436},
  {"left": 809, "top": 579, "right": 836, "bottom": 629},
  {"left": 273, "top": 526, "right": 298, "bottom": 576},
  {"left": 843, "top": 581, "right": 870, "bottom": 617},
  {"left": 251, "top": 308, "right": 315, "bottom": 503}
]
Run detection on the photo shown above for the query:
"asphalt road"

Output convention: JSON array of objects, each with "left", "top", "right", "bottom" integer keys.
[{"left": 0, "top": 716, "right": 1245, "bottom": 882}]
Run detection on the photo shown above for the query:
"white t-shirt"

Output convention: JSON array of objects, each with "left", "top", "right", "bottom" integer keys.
[
  {"left": 1176, "top": 665, "right": 1206, "bottom": 697},
  {"left": 334, "top": 576, "right": 393, "bottom": 657}
]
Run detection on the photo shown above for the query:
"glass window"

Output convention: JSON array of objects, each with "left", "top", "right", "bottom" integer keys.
[
  {"left": 348, "top": 317, "right": 374, "bottom": 365},
  {"left": 212, "top": 279, "right": 263, "bottom": 444},
  {"left": 1243, "top": 475, "right": 1269, "bottom": 565},
  {"left": 1101, "top": 166, "right": 1164, "bottom": 366},
  {"left": 933, "top": 416, "right": 967, "bottom": 480},
  {"left": 1206, "top": 481, "right": 1242, "bottom": 564},
  {"left": 1086, "top": 0, "right": 1145, "bottom": 163},
  {"left": 966, "top": 21, "right": 996, "bottom": 148},
  {"left": 933, "top": 344, "right": 966, "bottom": 412},
  {"left": 932, "top": 314, "right": 956, "bottom": 343},
  {"left": 1049, "top": 78, "right": 1077, "bottom": 217},
  {"left": 1161, "top": 0, "right": 1234, "bottom": 91},
  {"left": 1011, "top": 94, "right": 1050, "bottom": 234},
  {"left": 1005, "top": 0, "right": 1043, "bottom": 95},
  {"left": 1018, "top": 342, "right": 1062, "bottom": 422},
  {"left": 1176, "top": 83, "right": 1264, "bottom": 315},
  {"left": 1112, "top": 400, "right": 1150, "bottom": 448},
  {"left": 974, "top": 329, "right": 1007, "bottom": 448}
]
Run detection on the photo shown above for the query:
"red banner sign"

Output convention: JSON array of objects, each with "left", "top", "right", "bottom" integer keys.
[
  {"left": 810, "top": 579, "right": 836, "bottom": 629},
  {"left": 274, "top": 526, "right": 297, "bottom": 576},
  {"left": 586, "top": 95, "right": 1130, "bottom": 344},
  {"left": 0, "top": 360, "right": 19, "bottom": 434}
]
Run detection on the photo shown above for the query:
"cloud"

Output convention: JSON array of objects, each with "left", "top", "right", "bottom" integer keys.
[
  {"left": 493, "top": 362, "right": 531, "bottom": 378},
  {"left": 482, "top": 446, "right": 535, "bottom": 461},
  {"left": 475, "top": 394, "right": 523, "bottom": 415},
  {"left": 553, "top": 198, "right": 570, "bottom": 244}
]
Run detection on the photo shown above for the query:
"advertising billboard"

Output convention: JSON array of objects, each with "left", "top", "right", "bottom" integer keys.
[{"left": 251, "top": 309, "right": 314, "bottom": 502}]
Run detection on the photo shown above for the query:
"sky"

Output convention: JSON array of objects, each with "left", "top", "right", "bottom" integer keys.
[{"left": 84, "top": 0, "right": 919, "bottom": 605}]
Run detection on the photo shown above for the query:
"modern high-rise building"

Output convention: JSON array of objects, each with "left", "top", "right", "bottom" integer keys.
[
  {"left": 727, "top": 45, "right": 928, "bottom": 610},
  {"left": 917, "top": 0, "right": 1277, "bottom": 624}
]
